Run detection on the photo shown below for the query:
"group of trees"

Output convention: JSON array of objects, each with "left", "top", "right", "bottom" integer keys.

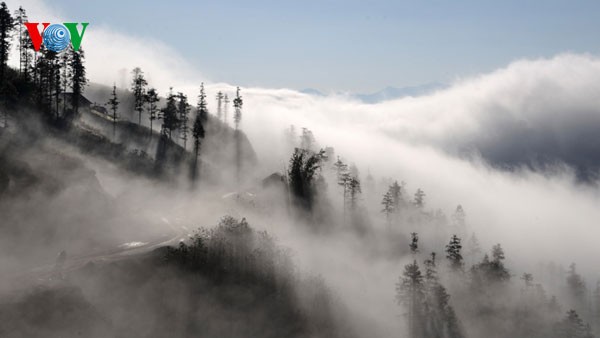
[
  {"left": 163, "top": 216, "right": 350, "bottom": 337},
  {"left": 108, "top": 66, "right": 245, "bottom": 183},
  {"left": 397, "top": 255, "right": 465, "bottom": 338},
  {"left": 332, "top": 157, "right": 362, "bottom": 223},
  {"left": 0, "top": 3, "right": 88, "bottom": 126},
  {"left": 396, "top": 231, "right": 596, "bottom": 338},
  {"left": 1, "top": 2, "right": 249, "bottom": 186}
]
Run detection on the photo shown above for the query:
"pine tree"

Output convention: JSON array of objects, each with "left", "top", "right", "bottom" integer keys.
[
  {"left": 446, "top": 235, "right": 464, "bottom": 272},
  {"left": 14, "top": 6, "right": 31, "bottom": 81},
  {"left": 233, "top": 86, "right": 243, "bottom": 130},
  {"left": 160, "top": 88, "right": 178, "bottom": 139},
  {"left": 216, "top": 91, "right": 223, "bottom": 122},
  {"left": 347, "top": 176, "right": 361, "bottom": 210},
  {"left": 490, "top": 243, "right": 510, "bottom": 282},
  {"left": 389, "top": 181, "right": 403, "bottom": 211},
  {"left": 413, "top": 188, "right": 426, "bottom": 209},
  {"left": 287, "top": 148, "right": 325, "bottom": 212},
  {"left": 0, "top": 2, "right": 14, "bottom": 87},
  {"left": 421, "top": 252, "right": 465, "bottom": 338},
  {"left": 35, "top": 50, "right": 61, "bottom": 119},
  {"left": 333, "top": 157, "right": 351, "bottom": 222},
  {"left": 410, "top": 232, "right": 419, "bottom": 255},
  {"left": 233, "top": 86, "right": 243, "bottom": 182},
  {"left": 68, "top": 48, "right": 87, "bottom": 118},
  {"left": 0, "top": 2, "right": 16, "bottom": 127},
  {"left": 381, "top": 191, "right": 394, "bottom": 227},
  {"left": 197, "top": 83, "right": 208, "bottom": 123},
  {"left": 555, "top": 310, "right": 595, "bottom": 338},
  {"left": 396, "top": 260, "right": 426, "bottom": 338},
  {"left": 108, "top": 83, "right": 119, "bottom": 139},
  {"left": 521, "top": 273, "right": 534, "bottom": 289},
  {"left": 145, "top": 87, "right": 159, "bottom": 134},
  {"left": 178, "top": 92, "right": 190, "bottom": 149},
  {"left": 191, "top": 107, "right": 205, "bottom": 185},
  {"left": 131, "top": 67, "right": 147, "bottom": 125}
]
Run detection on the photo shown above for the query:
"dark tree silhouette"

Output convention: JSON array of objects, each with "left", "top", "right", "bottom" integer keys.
[
  {"left": 410, "top": 232, "right": 419, "bottom": 255},
  {"left": 347, "top": 176, "right": 361, "bottom": 211},
  {"left": 178, "top": 92, "right": 190, "bottom": 149},
  {"left": 190, "top": 105, "right": 205, "bottom": 186},
  {"left": 131, "top": 67, "right": 147, "bottom": 125},
  {"left": 145, "top": 87, "right": 159, "bottom": 134},
  {"left": 381, "top": 190, "right": 394, "bottom": 227},
  {"left": 107, "top": 83, "right": 119, "bottom": 138},
  {"left": 396, "top": 260, "right": 426, "bottom": 338},
  {"left": 233, "top": 86, "right": 243, "bottom": 182},
  {"left": 288, "top": 148, "right": 326, "bottom": 212},
  {"left": 233, "top": 86, "right": 243, "bottom": 130},
  {"left": 446, "top": 235, "right": 464, "bottom": 272},
  {"left": 389, "top": 180, "right": 404, "bottom": 211},
  {"left": 68, "top": 48, "right": 87, "bottom": 118},
  {"left": 160, "top": 87, "right": 178, "bottom": 139},
  {"left": 0, "top": 2, "right": 13, "bottom": 87},
  {"left": 14, "top": 6, "right": 31, "bottom": 80},
  {"left": 197, "top": 82, "right": 208, "bottom": 123}
]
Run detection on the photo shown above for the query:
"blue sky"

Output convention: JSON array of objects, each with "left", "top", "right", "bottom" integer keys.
[{"left": 44, "top": 0, "right": 600, "bottom": 92}]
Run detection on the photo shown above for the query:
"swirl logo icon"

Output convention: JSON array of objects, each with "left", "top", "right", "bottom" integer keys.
[
  {"left": 24, "top": 22, "right": 89, "bottom": 53},
  {"left": 42, "top": 24, "right": 71, "bottom": 52}
]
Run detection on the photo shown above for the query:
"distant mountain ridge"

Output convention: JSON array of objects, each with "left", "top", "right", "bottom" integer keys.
[{"left": 300, "top": 82, "right": 447, "bottom": 103}]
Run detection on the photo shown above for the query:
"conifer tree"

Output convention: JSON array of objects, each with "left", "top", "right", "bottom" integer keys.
[
  {"left": 0, "top": 2, "right": 13, "bottom": 87},
  {"left": 191, "top": 106, "right": 205, "bottom": 185},
  {"left": 446, "top": 235, "right": 464, "bottom": 272},
  {"left": 413, "top": 188, "right": 426, "bottom": 209},
  {"left": 397, "top": 260, "right": 426, "bottom": 338},
  {"left": 347, "top": 176, "right": 361, "bottom": 210},
  {"left": 233, "top": 86, "right": 243, "bottom": 130},
  {"left": 381, "top": 191, "right": 394, "bottom": 227},
  {"left": 197, "top": 83, "right": 208, "bottom": 123},
  {"left": 410, "top": 232, "right": 419, "bottom": 255},
  {"left": 390, "top": 181, "right": 403, "bottom": 211},
  {"left": 287, "top": 148, "right": 326, "bottom": 212},
  {"left": 555, "top": 310, "right": 595, "bottom": 338},
  {"left": 160, "top": 87, "right": 178, "bottom": 139},
  {"left": 108, "top": 83, "right": 119, "bottom": 138},
  {"left": 68, "top": 48, "right": 87, "bottom": 117},
  {"left": 178, "top": 92, "right": 190, "bottom": 149},
  {"left": 489, "top": 244, "right": 510, "bottom": 282},
  {"left": 233, "top": 87, "right": 243, "bottom": 182},
  {"left": 14, "top": 6, "right": 31, "bottom": 80},
  {"left": 131, "top": 67, "right": 147, "bottom": 125},
  {"left": 145, "top": 87, "right": 159, "bottom": 133}
]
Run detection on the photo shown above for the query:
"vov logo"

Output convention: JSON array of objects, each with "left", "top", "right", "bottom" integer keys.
[{"left": 24, "top": 22, "right": 89, "bottom": 53}]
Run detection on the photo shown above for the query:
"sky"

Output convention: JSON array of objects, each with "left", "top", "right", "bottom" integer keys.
[{"left": 21, "top": 0, "right": 600, "bottom": 92}]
